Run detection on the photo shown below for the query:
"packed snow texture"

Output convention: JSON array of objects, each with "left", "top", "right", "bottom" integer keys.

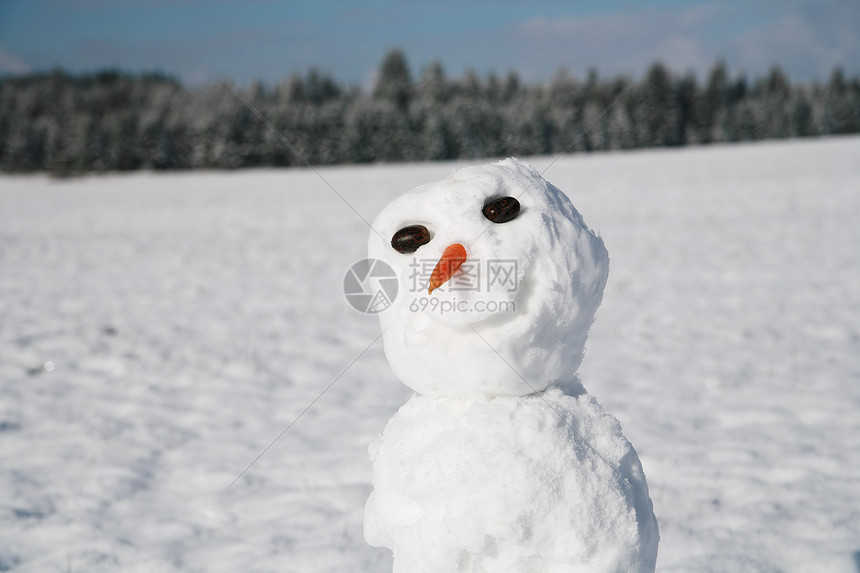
[
  {"left": 365, "top": 388, "right": 658, "bottom": 573},
  {"left": 1, "top": 136, "right": 859, "bottom": 572},
  {"left": 364, "top": 158, "right": 656, "bottom": 571},
  {"left": 368, "top": 158, "right": 609, "bottom": 397}
]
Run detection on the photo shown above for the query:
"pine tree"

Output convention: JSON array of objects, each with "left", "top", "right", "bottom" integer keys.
[
  {"left": 373, "top": 49, "right": 412, "bottom": 110},
  {"left": 699, "top": 61, "right": 729, "bottom": 142},
  {"left": 636, "top": 62, "right": 679, "bottom": 147}
]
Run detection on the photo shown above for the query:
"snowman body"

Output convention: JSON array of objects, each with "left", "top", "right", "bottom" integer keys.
[{"left": 364, "top": 159, "right": 658, "bottom": 572}]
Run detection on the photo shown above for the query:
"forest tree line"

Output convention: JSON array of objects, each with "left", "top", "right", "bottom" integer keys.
[{"left": 1, "top": 50, "right": 858, "bottom": 173}]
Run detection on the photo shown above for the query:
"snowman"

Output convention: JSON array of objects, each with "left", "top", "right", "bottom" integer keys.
[{"left": 364, "top": 158, "right": 659, "bottom": 572}]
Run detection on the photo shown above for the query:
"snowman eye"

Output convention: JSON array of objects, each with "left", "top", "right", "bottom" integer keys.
[
  {"left": 482, "top": 196, "right": 520, "bottom": 224},
  {"left": 391, "top": 225, "right": 432, "bottom": 254}
]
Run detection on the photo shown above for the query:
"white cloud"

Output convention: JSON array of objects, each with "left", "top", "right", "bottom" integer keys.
[
  {"left": 507, "top": 8, "right": 720, "bottom": 79},
  {"left": 478, "top": 1, "right": 859, "bottom": 81},
  {"left": 652, "top": 35, "right": 711, "bottom": 75},
  {"left": 0, "top": 48, "right": 30, "bottom": 74},
  {"left": 732, "top": 2, "right": 860, "bottom": 80}
]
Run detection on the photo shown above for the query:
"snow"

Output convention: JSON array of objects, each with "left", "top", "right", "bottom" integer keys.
[
  {"left": 363, "top": 158, "right": 656, "bottom": 571},
  {"left": 1, "top": 135, "right": 859, "bottom": 572},
  {"left": 365, "top": 389, "right": 658, "bottom": 573}
]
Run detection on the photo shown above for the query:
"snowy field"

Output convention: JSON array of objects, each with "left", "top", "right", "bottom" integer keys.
[{"left": 1, "top": 135, "right": 859, "bottom": 573}]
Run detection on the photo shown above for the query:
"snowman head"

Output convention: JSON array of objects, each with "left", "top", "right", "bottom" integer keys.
[{"left": 368, "top": 158, "right": 608, "bottom": 398}]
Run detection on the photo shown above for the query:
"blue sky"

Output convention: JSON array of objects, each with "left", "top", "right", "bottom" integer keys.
[{"left": 0, "top": 0, "right": 858, "bottom": 86}]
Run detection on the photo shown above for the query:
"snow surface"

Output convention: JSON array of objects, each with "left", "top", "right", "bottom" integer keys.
[
  {"left": 365, "top": 388, "right": 658, "bottom": 573},
  {"left": 1, "top": 136, "right": 859, "bottom": 572}
]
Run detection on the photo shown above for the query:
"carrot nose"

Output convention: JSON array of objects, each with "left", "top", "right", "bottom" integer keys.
[{"left": 428, "top": 243, "right": 467, "bottom": 294}]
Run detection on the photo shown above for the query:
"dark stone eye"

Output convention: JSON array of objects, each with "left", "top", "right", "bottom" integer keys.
[
  {"left": 482, "top": 196, "right": 520, "bottom": 224},
  {"left": 391, "top": 225, "right": 432, "bottom": 254}
]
